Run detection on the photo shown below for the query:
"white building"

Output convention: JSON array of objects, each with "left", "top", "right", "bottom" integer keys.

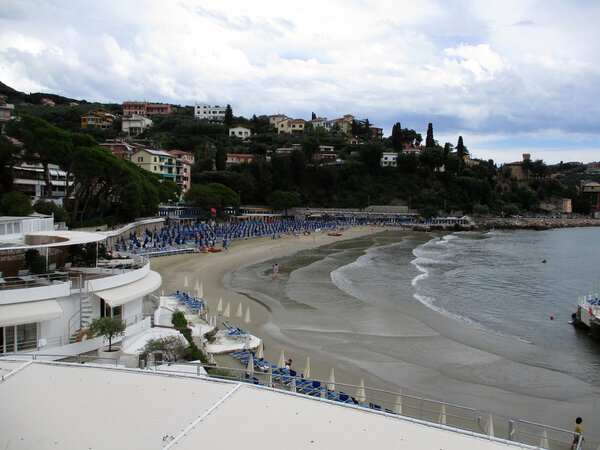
[
  {"left": 229, "top": 126, "right": 252, "bottom": 140},
  {"left": 12, "top": 163, "right": 75, "bottom": 206},
  {"left": 195, "top": 103, "right": 227, "bottom": 121},
  {"left": 122, "top": 113, "right": 153, "bottom": 136},
  {"left": 381, "top": 152, "right": 398, "bottom": 167},
  {"left": 0, "top": 216, "right": 161, "bottom": 356}
]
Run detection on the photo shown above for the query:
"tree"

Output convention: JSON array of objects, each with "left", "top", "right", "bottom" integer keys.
[
  {"left": 266, "top": 190, "right": 301, "bottom": 216},
  {"left": 171, "top": 311, "right": 188, "bottom": 329},
  {"left": 456, "top": 136, "right": 468, "bottom": 174},
  {"left": 215, "top": 147, "right": 227, "bottom": 171},
  {"left": 141, "top": 335, "right": 187, "bottom": 362},
  {"left": 311, "top": 112, "right": 316, "bottom": 120},
  {"left": 224, "top": 104, "right": 233, "bottom": 126},
  {"left": 425, "top": 123, "right": 435, "bottom": 148},
  {"left": 390, "top": 122, "right": 403, "bottom": 152},
  {"left": 33, "top": 199, "right": 69, "bottom": 223},
  {"left": 6, "top": 115, "right": 74, "bottom": 199},
  {"left": 0, "top": 136, "right": 17, "bottom": 196},
  {"left": 0, "top": 191, "right": 33, "bottom": 216},
  {"left": 88, "top": 317, "right": 126, "bottom": 352}
]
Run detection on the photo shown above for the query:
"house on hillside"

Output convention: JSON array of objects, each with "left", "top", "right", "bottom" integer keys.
[
  {"left": 310, "top": 117, "right": 335, "bottom": 131},
  {"left": 229, "top": 126, "right": 252, "bottom": 140},
  {"left": 122, "top": 114, "right": 153, "bottom": 136},
  {"left": 331, "top": 114, "right": 354, "bottom": 134},
  {"left": 169, "top": 150, "right": 194, "bottom": 194},
  {"left": 131, "top": 149, "right": 176, "bottom": 181},
  {"left": 12, "top": 163, "right": 74, "bottom": 206},
  {"left": 277, "top": 118, "right": 305, "bottom": 135},
  {"left": 269, "top": 114, "right": 289, "bottom": 127},
  {"left": 381, "top": 152, "right": 398, "bottom": 167},
  {"left": 40, "top": 98, "right": 55, "bottom": 106},
  {"left": 99, "top": 141, "right": 135, "bottom": 160},
  {"left": 312, "top": 146, "right": 340, "bottom": 166},
  {"left": 503, "top": 154, "right": 531, "bottom": 182},
  {"left": 226, "top": 153, "right": 254, "bottom": 167},
  {"left": 369, "top": 126, "right": 384, "bottom": 139},
  {"left": 80, "top": 109, "right": 115, "bottom": 129},
  {"left": 123, "top": 101, "right": 172, "bottom": 117},
  {"left": 194, "top": 103, "right": 226, "bottom": 121}
]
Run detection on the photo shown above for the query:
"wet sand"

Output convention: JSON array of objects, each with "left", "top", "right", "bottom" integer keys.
[{"left": 150, "top": 227, "right": 600, "bottom": 444}]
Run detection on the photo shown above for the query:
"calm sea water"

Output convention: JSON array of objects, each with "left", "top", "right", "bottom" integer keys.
[{"left": 227, "top": 227, "right": 600, "bottom": 386}]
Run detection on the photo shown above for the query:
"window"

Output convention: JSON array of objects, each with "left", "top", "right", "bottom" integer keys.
[
  {"left": 137, "top": 157, "right": 143, "bottom": 162},
  {"left": 1, "top": 323, "right": 37, "bottom": 354}
]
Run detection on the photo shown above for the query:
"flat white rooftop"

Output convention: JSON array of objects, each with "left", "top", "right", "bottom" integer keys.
[{"left": 0, "top": 360, "right": 534, "bottom": 450}]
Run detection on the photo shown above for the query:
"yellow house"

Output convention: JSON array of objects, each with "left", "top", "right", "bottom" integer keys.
[
  {"left": 131, "top": 148, "right": 176, "bottom": 181},
  {"left": 277, "top": 119, "right": 305, "bottom": 135},
  {"left": 80, "top": 109, "right": 115, "bottom": 129}
]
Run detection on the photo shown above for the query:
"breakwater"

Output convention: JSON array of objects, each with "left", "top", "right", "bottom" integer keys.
[{"left": 472, "top": 217, "right": 600, "bottom": 231}]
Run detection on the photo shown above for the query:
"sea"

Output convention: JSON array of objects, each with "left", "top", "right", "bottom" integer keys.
[{"left": 224, "top": 226, "right": 600, "bottom": 434}]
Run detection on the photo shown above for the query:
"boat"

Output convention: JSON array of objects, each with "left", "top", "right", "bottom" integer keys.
[
  {"left": 327, "top": 232, "right": 342, "bottom": 236},
  {"left": 571, "top": 294, "right": 600, "bottom": 340}
]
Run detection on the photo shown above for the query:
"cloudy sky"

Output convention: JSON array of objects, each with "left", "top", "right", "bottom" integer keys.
[{"left": 1, "top": 0, "right": 599, "bottom": 164}]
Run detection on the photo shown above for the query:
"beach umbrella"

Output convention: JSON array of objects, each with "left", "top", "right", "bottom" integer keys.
[
  {"left": 197, "top": 283, "right": 203, "bottom": 299},
  {"left": 356, "top": 378, "right": 366, "bottom": 405},
  {"left": 290, "top": 378, "right": 296, "bottom": 393},
  {"left": 540, "top": 429, "right": 549, "bottom": 449},
  {"left": 256, "top": 341, "right": 264, "bottom": 360},
  {"left": 393, "top": 391, "right": 403, "bottom": 415},
  {"left": 224, "top": 303, "right": 230, "bottom": 318},
  {"left": 303, "top": 357, "right": 310, "bottom": 379},
  {"left": 278, "top": 349, "right": 285, "bottom": 368},
  {"left": 485, "top": 414, "right": 495, "bottom": 437},
  {"left": 244, "top": 307, "right": 251, "bottom": 324},
  {"left": 327, "top": 368, "right": 335, "bottom": 391},
  {"left": 236, "top": 302, "right": 243, "bottom": 318},
  {"left": 243, "top": 334, "right": 251, "bottom": 350},
  {"left": 216, "top": 297, "right": 223, "bottom": 313},
  {"left": 194, "top": 279, "right": 199, "bottom": 291},
  {"left": 184, "top": 276, "right": 189, "bottom": 288},
  {"left": 438, "top": 404, "right": 447, "bottom": 425},
  {"left": 208, "top": 353, "right": 215, "bottom": 364},
  {"left": 246, "top": 353, "right": 254, "bottom": 373},
  {"left": 266, "top": 366, "right": 273, "bottom": 387}
]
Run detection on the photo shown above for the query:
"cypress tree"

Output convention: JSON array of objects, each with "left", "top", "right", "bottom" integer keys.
[
  {"left": 425, "top": 123, "right": 435, "bottom": 148},
  {"left": 391, "top": 122, "right": 403, "bottom": 152},
  {"left": 224, "top": 104, "right": 233, "bottom": 126}
]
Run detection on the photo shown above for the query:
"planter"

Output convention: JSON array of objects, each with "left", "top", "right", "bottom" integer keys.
[{"left": 97, "top": 345, "right": 123, "bottom": 363}]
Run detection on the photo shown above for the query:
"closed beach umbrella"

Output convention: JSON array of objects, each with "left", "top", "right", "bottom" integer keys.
[
  {"left": 208, "top": 353, "right": 215, "bottom": 364},
  {"left": 246, "top": 353, "right": 254, "bottom": 373},
  {"left": 184, "top": 276, "right": 189, "bottom": 288},
  {"left": 304, "top": 357, "right": 310, "bottom": 379},
  {"left": 236, "top": 302, "right": 243, "bottom": 318},
  {"left": 256, "top": 341, "right": 264, "bottom": 360},
  {"left": 244, "top": 306, "right": 251, "bottom": 324},
  {"left": 243, "top": 334, "right": 251, "bottom": 350},
  {"left": 327, "top": 368, "right": 335, "bottom": 392},
  {"left": 290, "top": 378, "right": 296, "bottom": 393},
  {"left": 194, "top": 279, "right": 200, "bottom": 291},
  {"left": 197, "top": 282, "right": 203, "bottom": 299},
  {"left": 356, "top": 378, "right": 366, "bottom": 404},
  {"left": 216, "top": 297, "right": 223, "bottom": 313},
  {"left": 485, "top": 414, "right": 495, "bottom": 437},
  {"left": 393, "top": 391, "right": 403, "bottom": 415},
  {"left": 438, "top": 404, "right": 447, "bottom": 425},
  {"left": 278, "top": 349, "right": 285, "bottom": 368},
  {"left": 356, "top": 378, "right": 367, "bottom": 403},
  {"left": 540, "top": 429, "right": 549, "bottom": 449},
  {"left": 224, "top": 302, "right": 231, "bottom": 318}
]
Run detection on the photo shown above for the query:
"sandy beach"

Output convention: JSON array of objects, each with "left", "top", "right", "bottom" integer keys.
[{"left": 150, "top": 226, "right": 600, "bottom": 444}]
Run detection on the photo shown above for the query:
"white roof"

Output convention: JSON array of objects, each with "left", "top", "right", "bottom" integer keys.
[
  {"left": 0, "top": 361, "right": 532, "bottom": 450},
  {"left": 0, "top": 299, "right": 63, "bottom": 327},
  {"left": 94, "top": 271, "right": 161, "bottom": 307}
]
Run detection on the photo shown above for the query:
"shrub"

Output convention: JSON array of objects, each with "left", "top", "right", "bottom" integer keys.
[
  {"left": 141, "top": 335, "right": 187, "bottom": 362},
  {"left": 88, "top": 317, "right": 126, "bottom": 351},
  {"left": 171, "top": 311, "right": 188, "bottom": 329}
]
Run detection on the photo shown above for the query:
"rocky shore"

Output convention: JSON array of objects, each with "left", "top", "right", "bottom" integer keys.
[{"left": 473, "top": 217, "right": 600, "bottom": 231}]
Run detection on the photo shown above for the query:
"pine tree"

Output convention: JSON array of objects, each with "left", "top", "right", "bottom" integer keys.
[
  {"left": 456, "top": 136, "right": 468, "bottom": 174},
  {"left": 224, "top": 104, "right": 233, "bottom": 126},
  {"left": 311, "top": 112, "right": 316, "bottom": 120},
  {"left": 425, "top": 123, "right": 435, "bottom": 148}
]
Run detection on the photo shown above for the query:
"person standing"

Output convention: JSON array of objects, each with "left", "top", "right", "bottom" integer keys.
[{"left": 571, "top": 417, "right": 583, "bottom": 449}]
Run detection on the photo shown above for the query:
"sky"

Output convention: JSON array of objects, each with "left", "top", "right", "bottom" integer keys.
[{"left": 1, "top": 0, "right": 599, "bottom": 164}]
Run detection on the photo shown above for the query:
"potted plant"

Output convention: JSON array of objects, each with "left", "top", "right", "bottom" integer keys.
[{"left": 89, "top": 317, "right": 126, "bottom": 360}]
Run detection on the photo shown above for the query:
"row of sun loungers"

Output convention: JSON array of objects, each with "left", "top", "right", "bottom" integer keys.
[
  {"left": 232, "top": 348, "right": 387, "bottom": 411},
  {"left": 170, "top": 291, "right": 206, "bottom": 314}
]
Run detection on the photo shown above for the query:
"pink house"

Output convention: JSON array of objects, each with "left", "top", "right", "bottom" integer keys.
[
  {"left": 226, "top": 153, "right": 254, "bottom": 167},
  {"left": 169, "top": 150, "right": 195, "bottom": 194}
]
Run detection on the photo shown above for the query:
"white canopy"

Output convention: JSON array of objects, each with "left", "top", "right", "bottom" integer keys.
[
  {"left": 0, "top": 299, "right": 63, "bottom": 327},
  {"left": 95, "top": 271, "right": 161, "bottom": 307}
]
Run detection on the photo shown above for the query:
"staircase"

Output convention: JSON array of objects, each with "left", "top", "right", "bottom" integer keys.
[{"left": 69, "top": 295, "right": 94, "bottom": 343}]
